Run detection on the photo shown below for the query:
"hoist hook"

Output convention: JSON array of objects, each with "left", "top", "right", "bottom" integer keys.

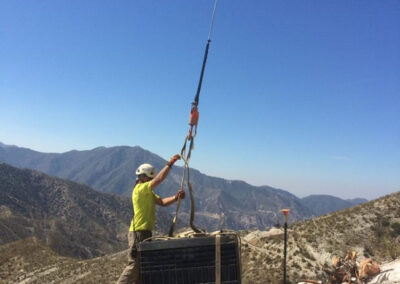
[{"left": 169, "top": 0, "right": 220, "bottom": 237}]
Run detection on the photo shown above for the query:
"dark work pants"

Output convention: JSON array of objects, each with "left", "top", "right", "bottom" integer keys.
[{"left": 117, "top": 230, "right": 152, "bottom": 284}]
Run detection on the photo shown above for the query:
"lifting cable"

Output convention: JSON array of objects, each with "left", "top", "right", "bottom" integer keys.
[{"left": 168, "top": 0, "right": 219, "bottom": 237}]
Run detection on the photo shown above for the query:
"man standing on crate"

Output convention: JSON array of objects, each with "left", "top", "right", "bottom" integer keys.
[{"left": 117, "top": 154, "right": 185, "bottom": 284}]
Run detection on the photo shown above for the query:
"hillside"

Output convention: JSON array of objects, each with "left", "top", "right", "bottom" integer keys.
[
  {"left": 0, "top": 192, "right": 398, "bottom": 283},
  {"left": 0, "top": 143, "right": 315, "bottom": 230},
  {"left": 0, "top": 237, "right": 126, "bottom": 283},
  {"left": 301, "top": 194, "right": 368, "bottom": 216},
  {"left": 0, "top": 163, "right": 170, "bottom": 259},
  {"left": 241, "top": 191, "right": 400, "bottom": 283}
]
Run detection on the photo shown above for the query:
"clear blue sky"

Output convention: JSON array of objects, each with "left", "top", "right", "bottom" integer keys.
[{"left": 1, "top": 0, "right": 399, "bottom": 199}]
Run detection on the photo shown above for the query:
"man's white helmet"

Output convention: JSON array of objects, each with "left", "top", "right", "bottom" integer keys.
[{"left": 136, "top": 163, "right": 156, "bottom": 178}]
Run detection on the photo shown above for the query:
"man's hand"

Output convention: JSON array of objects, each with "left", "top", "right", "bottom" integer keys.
[
  {"left": 174, "top": 189, "right": 185, "bottom": 201},
  {"left": 157, "top": 189, "right": 186, "bottom": 206},
  {"left": 167, "top": 154, "right": 181, "bottom": 167},
  {"left": 152, "top": 154, "right": 181, "bottom": 190}
]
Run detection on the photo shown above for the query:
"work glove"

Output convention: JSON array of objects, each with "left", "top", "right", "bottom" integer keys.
[
  {"left": 167, "top": 154, "right": 181, "bottom": 167},
  {"left": 174, "top": 189, "right": 185, "bottom": 201}
]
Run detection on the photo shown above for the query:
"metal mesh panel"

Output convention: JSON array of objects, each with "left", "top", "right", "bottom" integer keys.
[{"left": 139, "top": 236, "right": 241, "bottom": 284}]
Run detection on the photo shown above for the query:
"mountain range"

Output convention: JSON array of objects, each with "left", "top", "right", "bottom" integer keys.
[
  {"left": 0, "top": 147, "right": 397, "bottom": 283},
  {"left": 1, "top": 179, "right": 398, "bottom": 283},
  {"left": 301, "top": 194, "right": 368, "bottom": 216},
  {"left": 0, "top": 163, "right": 172, "bottom": 259},
  {"left": 0, "top": 142, "right": 367, "bottom": 230}
]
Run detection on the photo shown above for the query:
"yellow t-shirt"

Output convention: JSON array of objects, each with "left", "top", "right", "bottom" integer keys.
[{"left": 129, "top": 181, "right": 160, "bottom": 232}]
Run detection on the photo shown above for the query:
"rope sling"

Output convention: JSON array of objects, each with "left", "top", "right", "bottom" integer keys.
[{"left": 168, "top": 0, "right": 219, "bottom": 237}]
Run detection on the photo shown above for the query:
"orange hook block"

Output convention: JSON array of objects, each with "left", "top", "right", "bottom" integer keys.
[{"left": 189, "top": 107, "right": 199, "bottom": 126}]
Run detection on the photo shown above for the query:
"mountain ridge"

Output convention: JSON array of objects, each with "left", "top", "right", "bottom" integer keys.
[
  {"left": 0, "top": 142, "right": 367, "bottom": 200},
  {"left": 1, "top": 190, "right": 398, "bottom": 283},
  {"left": 0, "top": 142, "right": 368, "bottom": 229},
  {"left": 0, "top": 163, "right": 139, "bottom": 259},
  {"left": 301, "top": 194, "right": 368, "bottom": 216}
]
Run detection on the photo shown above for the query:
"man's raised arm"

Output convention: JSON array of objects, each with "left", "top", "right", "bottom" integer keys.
[{"left": 151, "top": 154, "right": 180, "bottom": 189}]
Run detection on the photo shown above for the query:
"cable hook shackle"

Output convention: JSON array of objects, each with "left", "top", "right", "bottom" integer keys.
[{"left": 168, "top": 0, "right": 219, "bottom": 237}]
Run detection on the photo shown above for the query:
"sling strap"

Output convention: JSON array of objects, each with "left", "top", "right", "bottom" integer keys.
[{"left": 168, "top": 0, "right": 220, "bottom": 237}]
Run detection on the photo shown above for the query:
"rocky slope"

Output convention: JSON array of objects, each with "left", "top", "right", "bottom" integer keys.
[
  {"left": 241, "top": 191, "right": 400, "bottom": 283},
  {"left": 368, "top": 258, "right": 400, "bottom": 284},
  {"left": 0, "top": 163, "right": 171, "bottom": 259},
  {"left": 0, "top": 191, "right": 398, "bottom": 283},
  {"left": 0, "top": 237, "right": 126, "bottom": 283},
  {"left": 0, "top": 143, "right": 314, "bottom": 230}
]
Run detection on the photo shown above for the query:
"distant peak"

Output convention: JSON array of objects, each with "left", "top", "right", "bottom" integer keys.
[{"left": 0, "top": 142, "right": 15, "bottom": 148}]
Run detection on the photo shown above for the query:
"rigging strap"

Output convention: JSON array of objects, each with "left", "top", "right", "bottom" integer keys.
[{"left": 168, "top": 0, "right": 219, "bottom": 237}]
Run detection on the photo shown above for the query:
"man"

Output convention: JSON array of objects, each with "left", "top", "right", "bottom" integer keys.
[{"left": 117, "top": 154, "right": 184, "bottom": 284}]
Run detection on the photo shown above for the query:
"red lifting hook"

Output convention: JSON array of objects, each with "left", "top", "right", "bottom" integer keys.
[{"left": 187, "top": 106, "right": 199, "bottom": 139}]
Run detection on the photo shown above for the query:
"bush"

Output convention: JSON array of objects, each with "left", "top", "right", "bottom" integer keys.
[
  {"left": 391, "top": 222, "right": 400, "bottom": 237},
  {"left": 382, "top": 219, "right": 390, "bottom": 227},
  {"left": 372, "top": 223, "right": 385, "bottom": 238},
  {"left": 292, "top": 262, "right": 301, "bottom": 270},
  {"left": 364, "top": 244, "right": 374, "bottom": 257}
]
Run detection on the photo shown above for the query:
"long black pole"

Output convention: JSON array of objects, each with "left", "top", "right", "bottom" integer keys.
[
  {"left": 193, "top": 0, "right": 219, "bottom": 107},
  {"left": 283, "top": 221, "right": 288, "bottom": 284},
  {"left": 193, "top": 40, "right": 211, "bottom": 106},
  {"left": 281, "top": 209, "right": 290, "bottom": 284}
]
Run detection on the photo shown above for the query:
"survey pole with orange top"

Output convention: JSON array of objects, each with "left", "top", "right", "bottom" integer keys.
[{"left": 281, "top": 209, "right": 290, "bottom": 284}]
